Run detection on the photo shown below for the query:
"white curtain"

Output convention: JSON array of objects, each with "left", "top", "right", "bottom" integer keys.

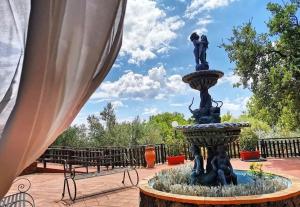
[{"left": 0, "top": 0, "right": 126, "bottom": 197}]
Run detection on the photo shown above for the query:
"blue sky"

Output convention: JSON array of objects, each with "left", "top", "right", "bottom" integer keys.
[{"left": 73, "top": 0, "right": 281, "bottom": 125}]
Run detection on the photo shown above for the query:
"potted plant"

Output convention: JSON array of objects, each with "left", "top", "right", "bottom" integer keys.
[
  {"left": 145, "top": 145, "right": 156, "bottom": 168},
  {"left": 166, "top": 121, "right": 186, "bottom": 165},
  {"left": 166, "top": 145, "right": 185, "bottom": 165},
  {"left": 239, "top": 128, "right": 260, "bottom": 161}
]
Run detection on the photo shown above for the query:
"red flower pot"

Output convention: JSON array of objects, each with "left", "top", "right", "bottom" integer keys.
[
  {"left": 167, "top": 155, "right": 185, "bottom": 165},
  {"left": 240, "top": 150, "right": 260, "bottom": 161},
  {"left": 145, "top": 146, "right": 156, "bottom": 168}
]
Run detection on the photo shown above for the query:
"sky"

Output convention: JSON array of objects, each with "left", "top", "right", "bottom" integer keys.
[
  {"left": 0, "top": 0, "right": 281, "bottom": 126},
  {"left": 73, "top": 0, "right": 282, "bottom": 125}
]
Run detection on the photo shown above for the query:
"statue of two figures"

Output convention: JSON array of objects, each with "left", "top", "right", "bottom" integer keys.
[
  {"left": 189, "top": 32, "right": 222, "bottom": 124},
  {"left": 190, "top": 32, "right": 209, "bottom": 71},
  {"left": 190, "top": 145, "right": 237, "bottom": 186}
]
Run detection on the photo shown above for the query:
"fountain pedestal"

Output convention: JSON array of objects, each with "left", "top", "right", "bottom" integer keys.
[
  {"left": 183, "top": 70, "right": 224, "bottom": 124},
  {"left": 178, "top": 69, "right": 249, "bottom": 185}
]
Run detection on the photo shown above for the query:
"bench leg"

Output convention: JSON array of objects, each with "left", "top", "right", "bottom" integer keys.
[
  {"left": 121, "top": 169, "right": 139, "bottom": 186},
  {"left": 62, "top": 177, "right": 77, "bottom": 201},
  {"left": 122, "top": 171, "right": 126, "bottom": 184}
]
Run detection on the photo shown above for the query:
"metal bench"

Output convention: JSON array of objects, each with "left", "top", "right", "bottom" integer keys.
[
  {"left": 61, "top": 153, "right": 139, "bottom": 201},
  {"left": 0, "top": 178, "right": 35, "bottom": 207}
]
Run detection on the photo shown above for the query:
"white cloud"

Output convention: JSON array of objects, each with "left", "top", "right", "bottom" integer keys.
[
  {"left": 118, "top": 116, "right": 135, "bottom": 123},
  {"left": 222, "top": 96, "right": 250, "bottom": 116},
  {"left": 170, "top": 102, "right": 189, "bottom": 107},
  {"left": 91, "top": 65, "right": 188, "bottom": 102},
  {"left": 218, "top": 72, "right": 240, "bottom": 86},
  {"left": 185, "top": 0, "right": 236, "bottom": 19},
  {"left": 111, "top": 100, "right": 126, "bottom": 109},
  {"left": 121, "top": 0, "right": 185, "bottom": 64},
  {"left": 143, "top": 107, "right": 160, "bottom": 115}
]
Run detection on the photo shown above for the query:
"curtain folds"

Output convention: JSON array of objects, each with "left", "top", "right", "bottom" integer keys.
[{"left": 0, "top": 0, "right": 126, "bottom": 197}]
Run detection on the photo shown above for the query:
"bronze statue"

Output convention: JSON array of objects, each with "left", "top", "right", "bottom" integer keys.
[
  {"left": 190, "top": 145, "right": 204, "bottom": 185},
  {"left": 190, "top": 32, "right": 209, "bottom": 71},
  {"left": 188, "top": 97, "right": 221, "bottom": 124},
  {"left": 211, "top": 145, "right": 237, "bottom": 185}
]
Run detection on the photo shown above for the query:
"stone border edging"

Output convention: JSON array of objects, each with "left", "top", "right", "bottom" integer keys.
[{"left": 139, "top": 170, "right": 300, "bottom": 205}]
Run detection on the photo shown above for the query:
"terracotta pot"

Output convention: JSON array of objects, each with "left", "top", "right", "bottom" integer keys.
[
  {"left": 167, "top": 155, "right": 185, "bottom": 165},
  {"left": 145, "top": 146, "right": 156, "bottom": 168},
  {"left": 240, "top": 150, "right": 260, "bottom": 161}
]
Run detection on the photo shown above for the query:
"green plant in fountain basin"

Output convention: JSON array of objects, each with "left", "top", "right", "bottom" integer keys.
[
  {"left": 248, "top": 162, "right": 264, "bottom": 178},
  {"left": 239, "top": 128, "right": 259, "bottom": 151},
  {"left": 248, "top": 162, "right": 275, "bottom": 179}
]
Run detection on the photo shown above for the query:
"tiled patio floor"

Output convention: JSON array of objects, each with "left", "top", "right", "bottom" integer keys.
[{"left": 5, "top": 158, "right": 300, "bottom": 207}]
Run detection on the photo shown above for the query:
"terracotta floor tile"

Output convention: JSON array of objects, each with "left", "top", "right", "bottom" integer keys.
[{"left": 3, "top": 158, "right": 300, "bottom": 207}]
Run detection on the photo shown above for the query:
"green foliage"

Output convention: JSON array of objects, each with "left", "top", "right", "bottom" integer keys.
[
  {"left": 100, "top": 102, "right": 116, "bottom": 131},
  {"left": 221, "top": 1, "right": 300, "bottom": 131},
  {"left": 239, "top": 128, "right": 259, "bottom": 151},
  {"left": 232, "top": 115, "right": 271, "bottom": 133},
  {"left": 248, "top": 162, "right": 264, "bottom": 178},
  {"left": 87, "top": 115, "right": 106, "bottom": 146},
  {"left": 221, "top": 112, "right": 233, "bottom": 122},
  {"left": 54, "top": 103, "right": 165, "bottom": 147},
  {"left": 148, "top": 112, "right": 188, "bottom": 146},
  {"left": 223, "top": 114, "right": 271, "bottom": 137},
  {"left": 53, "top": 124, "right": 88, "bottom": 147},
  {"left": 140, "top": 122, "right": 163, "bottom": 145}
]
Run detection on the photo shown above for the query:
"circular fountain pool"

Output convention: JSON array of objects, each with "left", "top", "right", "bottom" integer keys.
[{"left": 139, "top": 166, "right": 300, "bottom": 207}]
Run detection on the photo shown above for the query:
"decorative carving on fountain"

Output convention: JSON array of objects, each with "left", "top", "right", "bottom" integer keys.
[{"left": 177, "top": 32, "right": 250, "bottom": 186}]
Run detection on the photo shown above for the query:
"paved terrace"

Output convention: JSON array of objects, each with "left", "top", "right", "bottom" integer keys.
[{"left": 4, "top": 158, "right": 300, "bottom": 207}]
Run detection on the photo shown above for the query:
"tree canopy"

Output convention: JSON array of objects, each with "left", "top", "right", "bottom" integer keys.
[{"left": 221, "top": 1, "right": 300, "bottom": 131}]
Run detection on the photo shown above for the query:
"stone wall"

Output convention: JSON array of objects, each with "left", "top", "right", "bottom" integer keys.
[{"left": 140, "top": 191, "right": 300, "bottom": 207}]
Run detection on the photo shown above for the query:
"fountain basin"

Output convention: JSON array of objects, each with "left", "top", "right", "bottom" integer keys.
[
  {"left": 139, "top": 170, "right": 300, "bottom": 207},
  {"left": 176, "top": 122, "right": 250, "bottom": 147},
  {"left": 182, "top": 70, "right": 224, "bottom": 91}
]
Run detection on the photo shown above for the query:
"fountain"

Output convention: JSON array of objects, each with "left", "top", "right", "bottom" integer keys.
[{"left": 139, "top": 32, "right": 300, "bottom": 207}]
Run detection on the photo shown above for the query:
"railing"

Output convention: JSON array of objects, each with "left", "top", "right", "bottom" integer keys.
[
  {"left": 259, "top": 137, "right": 300, "bottom": 158},
  {"left": 39, "top": 137, "right": 300, "bottom": 168}
]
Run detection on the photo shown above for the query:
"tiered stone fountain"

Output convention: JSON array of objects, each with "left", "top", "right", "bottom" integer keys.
[
  {"left": 139, "top": 32, "right": 300, "bottom": 207},
  {"left": 175, "top": 32, "right": 249, "bottom": 186}
]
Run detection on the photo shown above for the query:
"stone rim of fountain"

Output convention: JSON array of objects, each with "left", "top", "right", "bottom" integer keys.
[{"left": 139, "top": 170, "right": 300, "bottom": 206}]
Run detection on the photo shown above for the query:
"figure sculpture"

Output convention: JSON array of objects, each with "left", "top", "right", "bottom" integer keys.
[
  {"left": 190, "top": 145, "right": 204, "bottom": 185},
  {"left": 190, "top": 32, "right": 209, "bottom": 71},
  {"left": 189, "top": 97, "right": 221, "bottom": 124},
  {"left": 211, "top": 145, "right": 237, "bottom": 185}
]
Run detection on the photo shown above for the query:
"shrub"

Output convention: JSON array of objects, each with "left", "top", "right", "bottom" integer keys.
[
  {"left": 151, "top": 164, "right": 288, "bottom": 197},
  {"left": 239, "top": 128, "right": 259, "bottom": 151}
]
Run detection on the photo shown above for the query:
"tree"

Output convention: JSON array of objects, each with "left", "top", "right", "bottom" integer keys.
[
  {"left": 87, "top": 115, "right": 105, "bottom": 146},
  {"left": 54, "top": 124, "right": 87, "bottom": 147},
  {"left": 148, "top": 112, "right": 189, "bottom": 145},
  {"left": 221, "top": 112, "right": 233, "bottom": 122},
  {"left": 130, "top": 116, "right": 144, "bottom": 146},
  {"left": 139, "top": 122, "right": 163, "bottom": 145},
  {"left": 100, "top": 103, "right": 116, "bottom": 130},
  {"left": 221, "top": 1, "right": 300, "bottom": 131}
]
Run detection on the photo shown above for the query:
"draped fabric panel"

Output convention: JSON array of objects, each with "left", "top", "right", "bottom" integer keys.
[{"left": 0, "top": 0, "right": 126, "bottom": 197}]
